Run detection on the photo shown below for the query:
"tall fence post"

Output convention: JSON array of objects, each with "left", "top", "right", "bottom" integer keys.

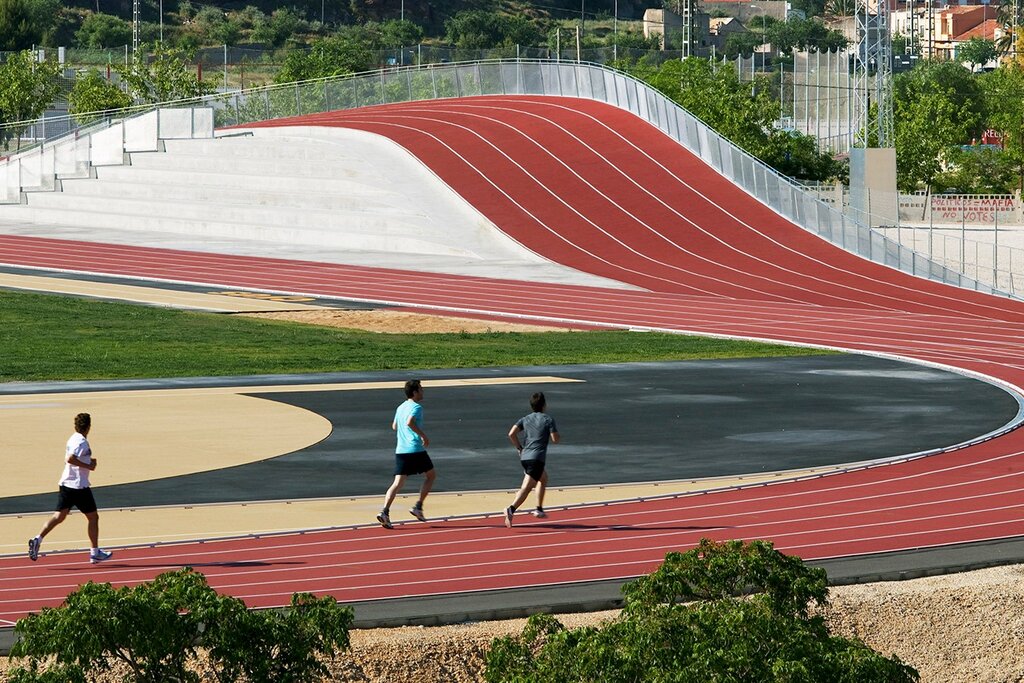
[{"left": 961, "top": 196, "right": 966, "bottom": 273}]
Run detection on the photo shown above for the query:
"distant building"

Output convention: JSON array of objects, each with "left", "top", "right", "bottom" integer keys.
[
  {"left": 708, "top": 17, "right": 751, "bottom": 54},
  {"left": 702, "top": 0, "right": 789, "bottom": 22},
  {"left": 643, "top": 7, "right": 712, "bottom": 55},
  {"left": 889, "top": 3, "right": 997, "bottom": 60},
  {"left": 952, "top": 18, "right": 1002, "bottom": 69}
]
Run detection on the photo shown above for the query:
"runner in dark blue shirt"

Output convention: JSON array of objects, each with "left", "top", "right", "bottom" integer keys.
[{"left": 504, "top": 392, "right": 560, "bottom": 527}]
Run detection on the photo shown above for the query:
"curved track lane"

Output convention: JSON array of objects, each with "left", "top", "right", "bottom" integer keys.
[{"left": 3, "top": 96, "right": 1024, "bottom": 622}]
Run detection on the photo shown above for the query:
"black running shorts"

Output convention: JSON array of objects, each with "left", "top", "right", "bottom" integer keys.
[
  {"left": 55, "top": 485, "right": 98, "bottom": 514},
  {"left": 395, "top": 451, "right": 434, "bottom": 476},
  {"left": 521, "top": 459, "right": 545, "bottom": 481}
]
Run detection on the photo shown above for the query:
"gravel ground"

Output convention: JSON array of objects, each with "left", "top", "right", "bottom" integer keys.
[
  {"left": 327, "top": 565, "right": 1024, "bottom": 682},
  {"left": 6, "top": 564, "right": 1024, "bottom": 682}
]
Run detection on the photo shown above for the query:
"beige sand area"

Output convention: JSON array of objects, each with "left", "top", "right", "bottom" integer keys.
[
  {"left": 2, "top": 274, "right": 846, "bottom": 557},
  {"left": 1, "top": 370, "right": 848, "bottom": 557}
]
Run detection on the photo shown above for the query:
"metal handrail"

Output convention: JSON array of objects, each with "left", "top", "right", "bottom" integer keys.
[{"left": 1, "top": 59, "right": 1015, "bottom": 299}]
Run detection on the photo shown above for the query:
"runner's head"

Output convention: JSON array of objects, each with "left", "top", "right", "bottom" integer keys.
[
  {"left": 404, "top": 379, "right": 423, "bottom": 399},
  {"left": 74, "top": 413, "right": 91, "bottom": 435},
  {"left": 530, "top": 392, "right": 546, "bottom": 412}
]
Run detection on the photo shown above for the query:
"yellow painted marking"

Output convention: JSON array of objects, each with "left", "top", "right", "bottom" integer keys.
[{"left": 0, "top": 273, "right": 327, "bottom": 312}]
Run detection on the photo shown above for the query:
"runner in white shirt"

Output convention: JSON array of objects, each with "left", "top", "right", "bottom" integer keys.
[{"left": 28, "top": 413, "right": 113, "bottom": 564}]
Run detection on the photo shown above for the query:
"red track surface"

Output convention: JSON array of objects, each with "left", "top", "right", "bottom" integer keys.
[{"left": 3, "top": 96, "right": 1024, "bottom": 624}]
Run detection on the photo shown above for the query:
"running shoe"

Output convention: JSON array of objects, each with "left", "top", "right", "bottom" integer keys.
[
  {"left": 504, "top": 506, "right": 515, "bottom": 528},
  {"left": 376, "top": 512, "right": 393, "bottom": 529},
  {"left": 28, "top": 537, "right": 40, "bottom": 561},
  {"left": 89, "top": 549, "right": 112, "bottom": 564},
  {"left": 409, "top": 505, "right": 426, "bottom": 522},
  {"left": 532, "top": 507, "right": 548, "bottom": 518}
]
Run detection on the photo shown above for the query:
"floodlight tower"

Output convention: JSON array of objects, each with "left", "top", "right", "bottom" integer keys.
[
  {"left": 852, "top": 0, "right": 894, "bottom": 148},
  {"left": 849, "top": 0, "right": 898, "bottom": 228}
]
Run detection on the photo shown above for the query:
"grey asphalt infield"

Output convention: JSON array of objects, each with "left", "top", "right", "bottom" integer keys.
[{"left": 1, "top": 354, "right": 1018, "bottom": 514}]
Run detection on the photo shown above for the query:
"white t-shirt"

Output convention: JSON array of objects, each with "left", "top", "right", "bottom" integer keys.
[{"left": 59, "top": 432, "right": 92, "bottom": 489}]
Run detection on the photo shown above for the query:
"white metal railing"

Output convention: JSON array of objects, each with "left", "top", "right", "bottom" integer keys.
[
  {"left": 0, "top": 108, "right": 214, "bottom": 204},
  {"left": 0, "top": 59, "right": 1009, "bottom": 299},
  {"left": 199, "top": 59, "right": 1004, "bottom": 298},
  {"left": 802, "top": 182, "right": 1024, "bottom": 296}
]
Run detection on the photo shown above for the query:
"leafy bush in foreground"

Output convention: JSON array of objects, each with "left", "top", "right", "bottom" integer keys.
[
  {"left": 7, "top": 567, "right": 353, "bottom": 682},
  {"left": 485, "top": 538, "right": 919, "bottom": 682}
]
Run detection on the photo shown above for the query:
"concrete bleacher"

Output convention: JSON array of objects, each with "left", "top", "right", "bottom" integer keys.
[{"left": 0, "top": 124, "right": 632, "bottom": 289}]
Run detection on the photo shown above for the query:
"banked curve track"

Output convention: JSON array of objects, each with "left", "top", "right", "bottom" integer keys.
[{"left": 4, "top": 96, "right": 1024, "bottom": 624}]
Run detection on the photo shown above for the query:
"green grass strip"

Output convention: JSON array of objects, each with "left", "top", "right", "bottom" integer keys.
[{"left": 1, "top": 290, "right": 832, "bottom": 382}]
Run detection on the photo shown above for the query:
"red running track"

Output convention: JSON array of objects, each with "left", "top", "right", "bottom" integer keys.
[{"left": 3, "top": 95, "right": 1024, "bottom": 624}]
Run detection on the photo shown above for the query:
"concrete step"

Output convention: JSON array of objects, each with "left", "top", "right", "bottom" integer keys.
[
  {"left": 58, "top": 176, "right": 400, "bottom": 212},
  {"left": 93, "top": 165, "right": 390, "bottom": 196},
  {"left": 164, "top": 136, "right": 372, "bottom": 163},
  {"left": 24, "top": 192, "right": 426, "bottom": 229},
  {"left": 10, "top": 204, "right": 474, "bottom": 257},
  {"left": 127, "top": 150, "right": 375, "bottom": 179}
]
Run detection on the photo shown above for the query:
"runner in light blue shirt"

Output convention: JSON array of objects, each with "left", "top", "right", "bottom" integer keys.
[{"left": 377, "top": 379, "right": 436, "bottom": 529}]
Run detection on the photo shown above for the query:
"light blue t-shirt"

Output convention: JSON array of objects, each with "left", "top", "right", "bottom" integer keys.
[{"left": 394, "top": 399, "right": 424, "bottom": 454}]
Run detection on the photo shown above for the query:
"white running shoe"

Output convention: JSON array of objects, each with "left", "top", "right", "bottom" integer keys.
[
  {"left": 376, "top": 512, "right": 393, "bottom": 529},
  {"left": 28, "top": 537, "right": 40, "bottom": 561},
  {"left": 532, "top": 508, "right": 548, "bottom": 518},
  {"left": 90, "top": 549, "right": 112, "bottom": 564},
  {"left": 504, "top": 506, "right": 515, "bottom": 528},
  {"left": 409, "top": 505, "right": 426, "bottom": 522}
]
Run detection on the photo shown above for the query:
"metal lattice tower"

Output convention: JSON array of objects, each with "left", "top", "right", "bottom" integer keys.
[
  {"left": 676, "top": 0, "right": 696, "bottom": 59},
  {"left": 132, "top": 0, "right": 140, "bottom": 54},
  {"left": 852, "top": 0, "right": 894, "bottom": 147}
]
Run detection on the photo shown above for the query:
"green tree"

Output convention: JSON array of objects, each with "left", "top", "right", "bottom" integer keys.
[
  {"left": 194, "top": 5, "right": 242, "bottom": 46},
  {"left": 68, "top": 69, "right": 133, "bottom": 124},
  {"left": 24, "top": 0, "right": 58, "bottom": 46},
  {"left": 629, "top": 57, "right": 842, "bottom": 181},
  {"left": 607, "top": 30, "right": 661, "bottom": 51},
  {"left": 980, "top": 64, "right": 1024, "bottom": 191},
  {"left": 762, "top": 129, "right": 847, "bottom": 181},
  {"left": 74, "top": 11, "right": 132, "bottom": 48},
  {"left": 251, "top": 7, "right": 305, "bottom": 47},
  {"left": 935, "top": 146, "right": 1019, "bottom": 193},
  {"left": 0, "top": 50, "right": 61, "bottom": 150},
  {"left": 274, "top": 31, "right": 376, "bottom": 83},
  {"left": 42, "top": 6, "right": 89, "bottom": 48},
  {"left": 823, "top": 0, "right": 855, "bottom": 15},
  {"left": 766, "top": 17, "right": 849, "bottom": 54},
  {"left": 724, "top": 30, "right": 763, "bottom": 58},
  {"left": 958, "top": 37, "right": 997, "bottom": 71},
  {"left": 117, "top": 43, "right": 215, "bottom": 104},
  {"left": 7, "top": 568, "right": 354, "bottom": 682},
  {"left": 0, "top": 0, "right": 40, "bottom": 50},
  {"left": 445, "top": 10, "right": 542, "bottom": 49},
  {"left": 893, "top": 60, "right": 985, "bottom": 191},
  {"left": 370, "top": 18, "right": 424, "bottom": 48},
  {"left": 996, "top": 0, "right": 1023, "bottom": 55},
  {"left": 485, "top": 539, "right": 919, "bottom": 682},
  {"left": 892, "top": 31, "right": 908, "bottom": 55}
]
